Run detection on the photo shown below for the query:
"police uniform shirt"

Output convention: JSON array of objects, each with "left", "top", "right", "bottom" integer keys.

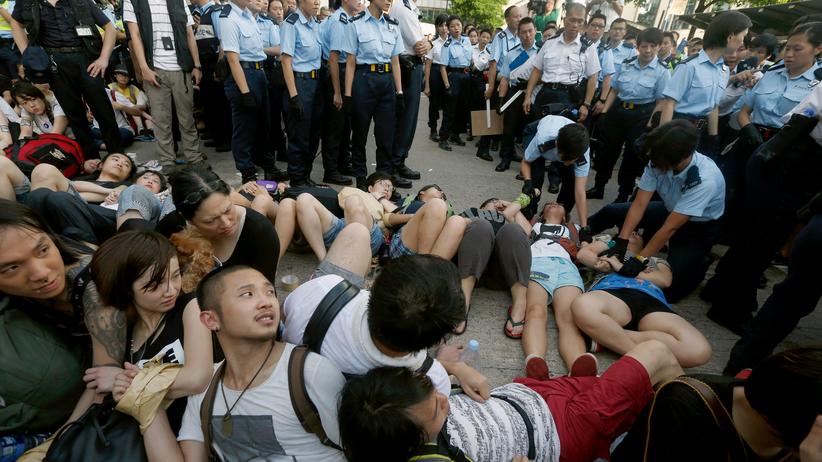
[
  {"left": 595, "top": 41, "right": 615, "bottom": 82},
  {"left": 13, "top": 0, "right": 111, "bottom": 48},
  {"left": 426, "top": 35, "right": 446, "bottom": 64},
  {"left": 637, "top": 151, "right": 725, "bottom": 222},
  {"left": 256, "top": 14, "right": 280, "bottom": 49},
  {"left": 532, "top": 33, "right": 601, "bottom": 85},
  {"left": 472, "top": 44, "right": 491, "bottom": 72},
  {"left": 388, "top": 0, "right": 424, "bottom": 57},
  {"left": 498, "top": 41, "right": 538, "bottom": 82},
  {"left": 783, "top": 83, "right": 822, "bottom": 146},
  {"left": 280, "top": 10, "right": 322, "bottom": 71},
  {"left": 437, "top": 35, "right": 471, "bottom": 67},
  {"left": 662, "top": 49, "right": 729, "bottom": 118},
  {"left": 524, "top": 115, "right": 591, "bottom": 178},
  {"left": 0, "top": 0, "right": 15, "bottom": 39},
  {"left": 342, "top": 11, "right": 402, "bottom": 65},
  {"left": 194, "top": 1, "right": 218, "bottom": 42},
  {"left": 609, "top": 41, "right": 637, "bottom": 72},
  {"left": 613, "top": 55, "right": 670, "bottom": 104},
  {"left": 742, "top": 62, "right": 821, "bottom": 129},
  {"left": 320, "top": 8, "right": 350, "bottom": 61},
  {"left": 219, "top": 2, "right": 266, "bottom": 62},
  {"left": 489, "top": 27, "right": 520, "bottom": 64}
]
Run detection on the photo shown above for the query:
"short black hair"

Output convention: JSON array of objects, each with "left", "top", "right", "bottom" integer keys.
[
  {"left": 101, "top": 152, "right": 137, "bottom": 182},
  {"left": 589, "top": 12, "right": 607, "bottom": 26},
  {"left": 339, "top": 367, "right": 434, "bottom": 462},
  {"left": 195, "top": 264, "right": 254, "bottom": 313},
  {"left": 556, "top": 123, "right": 590, "bottom": 162},
  {"left": 750, "top": 33, "right": 778, "bottom": 59},
  {"left": 136, "top": 170, "right": 168, "bottom": 191},
  {"left": 435, "top": 14, "right": 448, "bottom": 28},
  {"left": 518, "top": 16, "right": 535, "bottom": 32},
  {"left": 446, "top": 15, "right": 461, "bottom": 27},
  {"left": 504, "top": 5, "right": 519, "bottom": 18},
  {"left": 789, "top": 21, "right": 822, "bottom": 49},
  {"left": 368, "top": 255, "right": 464, "bottom": 352},
  {"left": 479, "top": 197, "right": 498, "bottom": 209},
  {"left": 688, "top": 37, "right": 703, "bottom": 47},
  {"left": 170, "top": 168, "right": 232, "bottom": 220},
  {"left": 662, "top": 31, "right": 675, "bottom": 44},
  {"left": 637, "top": 27, "right": 663, "bottom": 46},
  {"left": 703, "top": 11, "right": 752, "bottom": 50},
  {"left": 745, "top": 347, "right": 822, "bottom": 449},
  {"left": 0, "top": 199, "right": 81, "bottom": 274},
  {"left": 642, "top": 120, "right": 698, "bottom": 171},
  {"left": 479, "top": 27, "right": 492, "bottom": 36},
  {"left": 611, "top": 17, "right": 627, "bottom": 28},
  {"left": 365, "top": 171, "right": 393, "bottom": 189}
]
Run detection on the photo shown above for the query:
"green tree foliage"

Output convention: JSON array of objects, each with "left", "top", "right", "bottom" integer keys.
[{"left": 448, "top": 0, "right": 507, "bottom": 28}]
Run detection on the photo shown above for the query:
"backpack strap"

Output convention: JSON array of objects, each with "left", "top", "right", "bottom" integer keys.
[
  {"left": 302, "top": 279, "right": 359, "bottom": 353},
  {"left": 416, "top": 354, "right": 434, "bottom": 375},
  {"left": 565, "top": 223, "right": 580, "bottom": 246},
  {"left": 200, "top": 361, "right": 226, "bottom": 458},
  {"left": 287, "top": 345, "right": 342, "bottom": 450},
  {"left": 69, "top": 265, "right": 91, "bottom": 318}
]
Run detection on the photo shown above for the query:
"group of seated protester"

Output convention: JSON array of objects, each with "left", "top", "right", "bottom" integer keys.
[{"left": 2, "top": 117, "right": 822, "bottom": 462}]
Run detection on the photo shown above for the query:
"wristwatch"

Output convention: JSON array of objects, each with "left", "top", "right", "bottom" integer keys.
[{"left": 598, "top": 98, "right": 606, "bottom": 104}]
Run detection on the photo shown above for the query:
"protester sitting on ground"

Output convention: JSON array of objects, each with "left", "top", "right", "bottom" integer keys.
[
  {"left": 231, "top": 181, "right": 296, "bottom": 263},
  {"left": 167, "top": 168, "right": 280, "bottom": 286},
  {"left": 282, "top": 231, "right": 491, "bottom": 403},
  {"left": 523, "top": 202, "right": 594, "bottom": 381},
  {"left": 0, "top": 200, "right": 127, "bottom": 426},
  {"left": 612, "top": 346, "right": 822, "bottom": 462},
  {"left": 12, "top": 82, "right": 69, "bottom": 137},
  {"left": 573, "top": 232, "right": 712, "bottom": 368},
  {"left": 92, "top": 231, "right": 213, "bottom": 434},
  {"left": 453, "top": 193, "right": 533, "bottom": 335},
  {"left": 103, "top": 170, "right": 176, "bottom": 230},
  {"left": 108, "top": 65, "right": 154, "bottom": 138},
  {"left": 339, "top": 340, "right": 684, "bottom": 462},
  {"left": 29, "top": 152, "right": 136, "bottom": 204},
  {"left": 137, "top": 265, "right": 347, "bottom": 461},
  {"left": 92, "top": 81, "right": 149, "bottom": 150}
]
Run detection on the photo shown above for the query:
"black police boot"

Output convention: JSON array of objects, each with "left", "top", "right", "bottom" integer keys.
[
  {"left": 511, "top": 152, "right": 523, "bottom": 162},
  {"left": 392, "top": 175, "right": 413, "bottom": 189},
  {"left": 490, "top": 138, "right": 499, "bottom": 151},
  {"left": 339, "top": 163, "right": 354, "bottom": 176},
  {"left": 429, "top": 128, "right": 439, "bottom": 141},
  {"left": 356, "top": 176, "right": 367, "bottom": 191},
  {"left": 264, "top": 167, "right": 289, "bottom": 182},
  {"left": 495, "top": 159, "right": 511, "bottom": 172},
  {"left": 323, "top": 171, "right": 353, "bottom": 186},
  {"left": 240, "top": 168, "right": 258, "bottom": 184},
  {"left": 438, "top": 140, "right": 452, "bottom": 151},
  {"left": 547, "top": 182, "right": 560, "bottom": 194},
  {"left": 586, "top": 185, "right": 605, "bottom": 199},
  {"left": 449, "top": 135, "right": 466, "bottom": 146},
  {"left": 476, "top": 150, "right": 493, "bottom": 162},
  {"left": 397, "top": 163, "right": 421, "bottom": 180}
]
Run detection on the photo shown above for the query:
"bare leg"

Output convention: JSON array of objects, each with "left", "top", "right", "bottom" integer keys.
[
  {"left": 0, "top": 156, "right": 27, "bottom": 200},
  {"left": 508, "top": 281, "right": 528, "bottom": 337},
  {"left": 342, "top": 195, "right": 373, "bottom": 229},
  {"left": 400, "top": 198, "right": 448, "bottom": 254},
  {"left": 624, "top": 339, "right": 684, "bottom": 386},
  {"left": 572, "top": 291, "right": 636, "bottom": 354},
  {"left": 323, "top": 223, "right": 372, "bottom": 279},
  {"left": 461, "top": 276, "right": 476, "bottom": 310},
  {"left": 116, "top": 210, "right": 143, "bottom": 229},
  {"left": 295, "top": 193, "right": 336, "bottom": 261},
  {"left": 271, "top": 198, "right": 296, "bottom": 262},
  {"left": 552, "top": 285, "right": 585, "bottom": 370},
  {"left": 633, "top": 313, "right": 713, "bottom": 368},
  {"left": 30, "top": 163, "right": 71, "bottom": 192},
  {"left": 523, "top": 281, "right": 549, "bottom": 358},
  {"left": 429, "top": 215, "right": 468, "bottom": 259}
]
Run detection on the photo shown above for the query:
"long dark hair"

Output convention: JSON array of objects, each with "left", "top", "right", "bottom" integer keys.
[
  {"left": 12, "top": 81, "right": 54, "bottom": 123},
  {"left": 170, "top": 168, "right": 232, "bottom": 220}
]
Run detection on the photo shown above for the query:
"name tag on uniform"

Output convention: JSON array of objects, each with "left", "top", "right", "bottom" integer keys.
[{"left": 75, "top": 26, "right": 93, "bottom": 37}]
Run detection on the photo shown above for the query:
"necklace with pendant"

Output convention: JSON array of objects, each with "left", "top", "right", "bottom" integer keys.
[{"left": 219, "top": 340, "right": 275, "bottom": 438}]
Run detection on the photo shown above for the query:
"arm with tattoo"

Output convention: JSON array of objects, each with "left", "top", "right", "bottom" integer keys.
[{"left": 83, "top": 280, "right": 127, "bottom": 365}]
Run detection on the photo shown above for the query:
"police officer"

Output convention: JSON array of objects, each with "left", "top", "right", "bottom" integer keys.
[
  {"left": 424, "top": 14, "right": 448, "bottom": 142},
  {"left": 494, "top": 17, "right": 538, "bottom": 172},
  {"left": 0, "top": 0, "right": 20, "bottom": 80},
  {"left": 603, "top": 18, "right": 636, "bottom": 75},
  {"left": 436, "top": 15, "right": 472, "bottom": 152},
  {"left": 588, "top": 27, "right": 670, "bottom": 203},
  {"left": 590, "top": 120, "right": 726, "bottom": 303},
  {"left": 388, "top": 0, "right": 429, "bottom": 183},
  {"left": 193, "top": 0, "right": 232, "bottom": 152},
  {"left": 342, "top": 0, "right": 404, "bottom": 189},
  {"left": 318, "top": 0, "right": 358, "bottom": 185},
  {"left": 485, "top": 5, "right": 521, "bottom": 103},
  {"left": 520, "top": 115, "right": 592, "bottom": 233},
  {"left": 11, "top": 0, "right": 124, "bottom": 159},
  {"left": 280, "top": 0, "right": 322, "bottom": 187},
  {"left": 471, "top": 27, "right": 494, "bottom": 161},
  {"left": 659, "top": 11, "right": 751, "bottom": 157},
  {"left": 523, "top": 2, "right": 600, "bottom": 123},
  {"left": 219, "top": 0, "right": 277, "bottom": 183}
]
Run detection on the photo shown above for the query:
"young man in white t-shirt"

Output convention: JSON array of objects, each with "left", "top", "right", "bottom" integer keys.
[
  {"left": 123, "top": 0, "right": 208, "bottom": 173},
  {"left": 136, "top": 265, "right": 346, "bottom": 461},
  {"left": 282, "top": 221, "right": 491, "bottom": 403}
]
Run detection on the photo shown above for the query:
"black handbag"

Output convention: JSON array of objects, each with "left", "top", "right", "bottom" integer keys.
[{"left": 44, "top": 398, "right": 146, "bottom": 462}]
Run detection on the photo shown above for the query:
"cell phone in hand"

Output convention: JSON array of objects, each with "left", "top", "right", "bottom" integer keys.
[{"left": 256, "top": 180, "right": 278, "bottom": 191}]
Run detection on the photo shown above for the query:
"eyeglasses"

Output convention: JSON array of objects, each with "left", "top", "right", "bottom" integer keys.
[
  {"left": 181, "top": 180, "right": 227, "bottom": 205},
  {"left": 589, "top": 23, "right": 605, "bottom": 29},
  {"left": 375, "top": 179, "right": 394, "bottom": 193}
]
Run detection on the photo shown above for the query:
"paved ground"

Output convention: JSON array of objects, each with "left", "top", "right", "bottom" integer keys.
[{"left": 127, "top": 96, "right": 822, "bottom": 386}]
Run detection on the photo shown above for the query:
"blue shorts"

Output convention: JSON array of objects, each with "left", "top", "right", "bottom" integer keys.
[
  {"left": 389, "top": 229, "right": 416, "bottom": 259},
  {"left": 15, "top": 176, "right": 30, "bottom": 203},
  {"left": 323, "top": 215, "right": 385, "bottom": 255},
  {"left": 529, "top": 256, "right": 584, "bottom": 304}
]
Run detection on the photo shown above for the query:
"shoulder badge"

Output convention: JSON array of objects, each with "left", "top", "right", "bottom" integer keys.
[
  {"left": 385, "top": 14, "right": 398, "bottom": 25},
  {"left": 443, "top": 38, "right": 451, "bottom": 48},
  {"left": 575, "top": 155, "right": 588, "bottom": 167},
  {"left": 680, "top": 53, "right": 699, "bottom": 65},
  {"left": 497, "top": 31, "right": 506, "bottom": 40},
  {"left": 339, "top": 12, "right": 348, "bottom": 23},
  {"left": 681, "top": 165, "right": 702, "bottom": 192},
  {"left": 623, "top": 55, "right": 637, "bottom": 64},
  {"left": 538, "top": 139, "right": 556, "bottom": 153},
  {"left": 284, "top": 11, "right": 298, "bottom": 24},
  {"left": 219, "top": 4, "right": 231, "bottom": 18},
  {"left": 351, "top": 11, "right": 366, "bottom": 21},
  {"left": 814, "top": 67, "right": 822, "bottom": 80}
]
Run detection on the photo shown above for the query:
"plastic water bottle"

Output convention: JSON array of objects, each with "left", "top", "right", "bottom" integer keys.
[{"left": 460, "top": 339, "right": 482, "bottom": 372}]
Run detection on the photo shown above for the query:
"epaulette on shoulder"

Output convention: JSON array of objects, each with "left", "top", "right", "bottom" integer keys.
[
  {"left": 623, "top": 55, "right": 637, "bottom": 64},
  {"left": 680, "top": 53, "right": 699, "bottom": 65},
  {"left": 814, "top": 67, "right": 822, "bottom": 80},
  {"left": 339, "top": 11, "right": 348, "bottom": 23},
  {"left": 384, "top": 13, "right": 398, "bottom": 25},
  {"left": 219, "top": 4, "right": 231, "bottom": 18},
  {"left": 350, "top": 11, "right": 366, "bottom": 21},
  {"left": 443, "top": 38, "right": 451, "bottom": 47},
  {"left": 763, "top": 61, "right": 784, "bottom": 74},
  {"left": 579, "top": 34, "right": 592, "bottom": 53},
  {"left": 497, "top": 31, "right": 506, "bottom": 40},
  {"left": 284, "top": 12, "right": 299, "bottom": 24}
]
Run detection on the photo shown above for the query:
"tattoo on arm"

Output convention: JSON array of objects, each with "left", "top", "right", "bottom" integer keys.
[{"left": 83, "top": 281, "right": 127, "bottom": 362}]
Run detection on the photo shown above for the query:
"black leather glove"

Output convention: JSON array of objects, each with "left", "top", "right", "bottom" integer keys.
[
  {"left": 444, "top": 85, "right": 452, "bottom": 97},
  {"left": 618, "top": 256, "right": 648, "bottom": 278},
  {"left": 578, "top": 226, "right": 592, "bottom": 244},
  {"left": 598, "top": 237, "right": 628, "bottom": 260},
  {"left": 522, "top": 179, "right": 534, "bottom": 196},
  {"left": 240, "top": 92, "right": 257, "bottom": 110},
  {"left": 289, "top": 95, "right": 304, "bottom": 121},
  {"left": 395, "top": 93, "right": 405, "bottom": 113},
  {"left": 740, "top": 124, "right": 763, "bottom": 147},
  {"left": 343, "top": 95, "right": 354, "bottom": 116}
]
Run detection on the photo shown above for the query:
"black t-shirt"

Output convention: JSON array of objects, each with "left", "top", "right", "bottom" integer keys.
[
  {"left": 13, "top": 0, "right": 111, "bottom": 48},
  {"left": 460, "top": 208, "right": 507, "bottom": 235},
  {"left": 223, "top": 207, "right": 279, "bottom": 283}
]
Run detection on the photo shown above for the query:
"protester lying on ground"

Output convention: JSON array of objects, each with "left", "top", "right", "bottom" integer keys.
[
  {"left": 29, "top": 152, "right": 136, "bottom": 204},
  {"left": 612, "top": 346, "right": 822, "bottom": 462},
  {"left": 574, "top": 232, "right": 712, "bottom": 368},
  {"left": 0, "top": 155, "right": 29, "bottom": 201},
  {"left": 13, "top": 81, "right": 69, "bottom": 137},
  {"left": 231, "top": 180, "right": 296, "bottom": 263},
  {"left": 282, "top": 230, "right": 490, "bottom": 403},
  {"left": 137, "top": 265, "right": 347, "bottom": 461},
  {"left": 453, "top": 193, "right": 533, "bottom": 335},
  {"left": 101, "top": 170, "right": 176, "bottom": 230},
  {"left": 339, "top": 340, "right": 684, "bottom": 462},
  {"left": 94, "top": 231, "right": 213, "bottom": 434}
]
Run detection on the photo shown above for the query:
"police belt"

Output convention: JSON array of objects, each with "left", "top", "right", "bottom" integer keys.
[
  {"left": 356, "top": 63, "right": 391, "bottom": 73},
  {"left": 44, "top": 46, "right": 85, "bottom": 54},
  {"left": 239, "top": 61, "right": 265, "bottom": 70},
  {"left": 618, "top": 100, "right": 655, "bottom": 111},
  {"left": 446, "top": 66, "right": 470, "bottom": 74},
  {"left": 673, "top": 112, "right": 707, "bottom": 130},
  {"left": 294, "top": 69, "right": 320, "bottom": 79},
  {"left": 404, "top": 55, "right": 423, "bottom": 65},
  {"left": 543, "top": 81, "right": 579, "bottom": 91},
  {"left": 754, "top": 124, "right": 780, "bottom": 141}
]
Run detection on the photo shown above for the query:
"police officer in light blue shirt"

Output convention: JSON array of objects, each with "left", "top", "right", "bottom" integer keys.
[
  {"left": 590, "top": 27, "right": 670, "bottom": 203},
  {"left": 590, "top": 120, "right": 725, "bottom": 302},
  {"left": 435, "top": 15, "right": 473, "bottom": 151},
  {"left": 342, "top": 0, "right": 404, "bottom": 188},
  {"left": 280, "top": 0, "right": 323, "bottom": 186},
  {"left": 219, "top": 0, "right": 279, "bottom": 183},
  {"left": 486, "top": 5, "right": 522, "bottom": 100},
  {"left": 604, "top": 18, "right": 636, "bottom": 75}
]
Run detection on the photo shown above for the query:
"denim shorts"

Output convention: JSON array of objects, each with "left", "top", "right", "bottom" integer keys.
[
  {"left": 389, "top": 228, "right": 416, "bottom": 259},
  {"left": 14, "top": 176, "right": 31, "bottom": 203},
  {"left": 529, "top": 256, "right": 584, "bottom": 304},
  {"left": 322, "top": 215, "right": 385, "bottom": 255}
]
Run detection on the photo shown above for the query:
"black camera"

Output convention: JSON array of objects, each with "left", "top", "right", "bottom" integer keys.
[{"left": 528, "top": 0, "right": 547, "bottom": 14}]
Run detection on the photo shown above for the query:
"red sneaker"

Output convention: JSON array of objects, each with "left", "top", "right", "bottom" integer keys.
[
  {"left": 525, "top": 356, "right": 551, "bottom": 381},
  {"left": 569, "top": 353, "right": 598, "bottom": 377}
]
